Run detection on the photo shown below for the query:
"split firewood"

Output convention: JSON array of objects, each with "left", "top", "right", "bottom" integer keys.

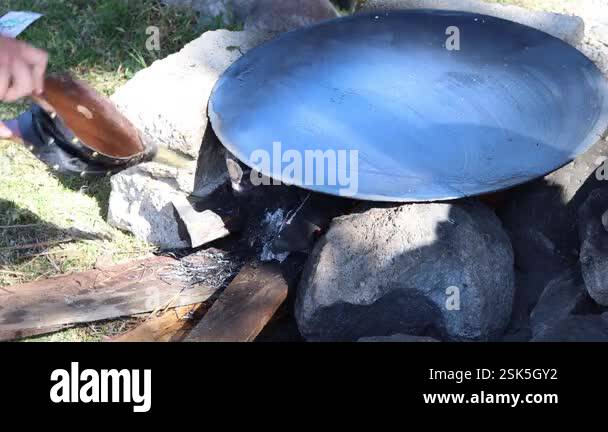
[
  {"left": 185, "top": 262, "right": 288, "bottom": 342},
  {"left": 110, "top": 303, "right": 210, "bottom": 342},
  {"left": 0, "top": 252, "right": 234, "bottom": 341}
]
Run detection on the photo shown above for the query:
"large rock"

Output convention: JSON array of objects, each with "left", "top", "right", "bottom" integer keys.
[
  {"left": 497, "top": 142, "right": 608, "bottom": 322},
  {"left": 165, "top": 0, "right": 347, "bottom": 27},
  {"left": 501, "top": 228, "right": 573, "bottom": 341},
  {"left": 579, "top": 188, "right": 608, "bottom": 306},
  {"left": 356, "top": 0, "right": 585, "bottom": 46},
  {"left": 164, "top": 0, "right": 342, "bottom": 31},
  {"left": 108, "top": 29, "right": 269, "bottom": 248},
  {"left": 530, "top": 268, "right": 595, "bottom": 338},
  {"left": 582, "top": 20, "right": 608, "bottom": 76},
  {"left": 244, "top": 0, "right": 340, "bottom": 33},
  {"left": 295, "top": 201, "right": 515, "bottom": 341},
  {"left": 111, "top": 29, "right": 269, "bottom": 159},
  {"left": 502, "top": 271, "right": 551, "bottom": 342},
  {"left": 108, "top": 162, "right": 196, "bottom": 249},
  {"left": 532, "top": 313, "right": 608, "bottom": 342},
  {"left": 162, "top": 0, "right": 256, "bottom": 24},
  {"left": 509, "top": 0, "right": 608, "bottom": 76}
]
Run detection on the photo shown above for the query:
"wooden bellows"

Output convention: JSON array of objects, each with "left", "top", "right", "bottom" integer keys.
[{"left": 40, "top": 74, "right": 145, "bottom": 158}]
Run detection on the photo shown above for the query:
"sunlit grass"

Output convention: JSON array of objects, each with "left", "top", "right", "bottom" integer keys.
[{"left": 0, "top": 0, "right": 236, "bottom": 340}]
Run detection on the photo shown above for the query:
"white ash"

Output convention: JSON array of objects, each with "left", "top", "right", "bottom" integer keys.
[
  {"left": 260, "top": 209, "right": 290, "bottom": 263},
  {"left": 259, "top": 195, "right": 313, "bottom": 262},
  {"left": 161, "top": 249, "right": 240, "bottom": 289}
]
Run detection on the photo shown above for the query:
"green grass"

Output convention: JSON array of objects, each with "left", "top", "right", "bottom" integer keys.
[
  {"left": 1, "top": 0, "right": 216, "bottom": 116},
  {"left": 0, "top": 0, "right": 237, "bottom": 341}
]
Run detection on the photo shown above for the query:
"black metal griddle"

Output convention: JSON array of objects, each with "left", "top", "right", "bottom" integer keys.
[{"left": 209, "top": 10, "right": 608, "bottom": 202}]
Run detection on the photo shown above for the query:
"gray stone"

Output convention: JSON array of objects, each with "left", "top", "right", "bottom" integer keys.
[
  {"left": 535, "top": 0, "right": 608, "bottom": 76},
  {"left": 172, "top": 195, "right": 231, "bottom": 248},
  {"left": 162, "top": 0, "right": 256, "bottom": 24},
  {"left": 532, "top": 313, "right": 608, "bottom": 342},
  {"left": 107, "top": 136, "right": 230, "bottom": 249},
  {"left": 507, "top": 228, "right": 567, "bottom": 274},
  {"left": 497, "top": 141, "right": 608, "bottom": 304},
  {"left": 108, "top": 162, "right": 196, "bottom": 249},
  {"left": 502, "top": 272, "right": 548, "bottom": 342},
  {"left": 108, "top": 29, "right": 272, "bottom": 247},
  {"left": 582, "top": 24, "right": 608, "bottom": 76},
  {"left": 356, "top": 0, "right": 585, "bottom": 46},
  {"left": 497, "top": 140, "right": 608, "bottom": 341},
  {"left": 501, "top": 229, "right": 576, "bottom": 341},
  {"left": 164, "top": 0, "right": 342, "bottom": 31},
  {"left": 579, "top": 188, "right": 608, "bottom": 306},
  {"left": 295, "top": 200, "right": 515, "bottom": 342},
  {"left": 530, "top": 268, "right": 591, "bottom": 337},
  {"left": 358, "top": 334, "right": 440, "bottom": 342},
  {"left": 192, "top": 125, "right": 229, "bottom": 198},
  {"left": 244, "top": 0, "right": 340, "bottom": 34},
  {"left": 111, "top": 29, "right": 269, "bottom": 159}
]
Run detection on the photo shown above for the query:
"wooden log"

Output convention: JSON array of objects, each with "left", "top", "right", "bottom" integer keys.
[
  {"left": 0, "top": 254, "right": 221, "bottom": 341},
  {"left": 110, "top": 303, "right": 210, "bottom": 342},
  {"left": 185, "top": 262, "right": 288, "bottom": 342}
]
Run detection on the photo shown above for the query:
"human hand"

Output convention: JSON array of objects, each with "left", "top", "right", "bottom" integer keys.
[{"left": 0, "top": 35, "right": 48, "bottom": 102}]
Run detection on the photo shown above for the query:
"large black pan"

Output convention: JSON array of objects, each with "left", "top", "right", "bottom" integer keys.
[{"left": 209, "top": 10, "right": 608, "bottom": 201}]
